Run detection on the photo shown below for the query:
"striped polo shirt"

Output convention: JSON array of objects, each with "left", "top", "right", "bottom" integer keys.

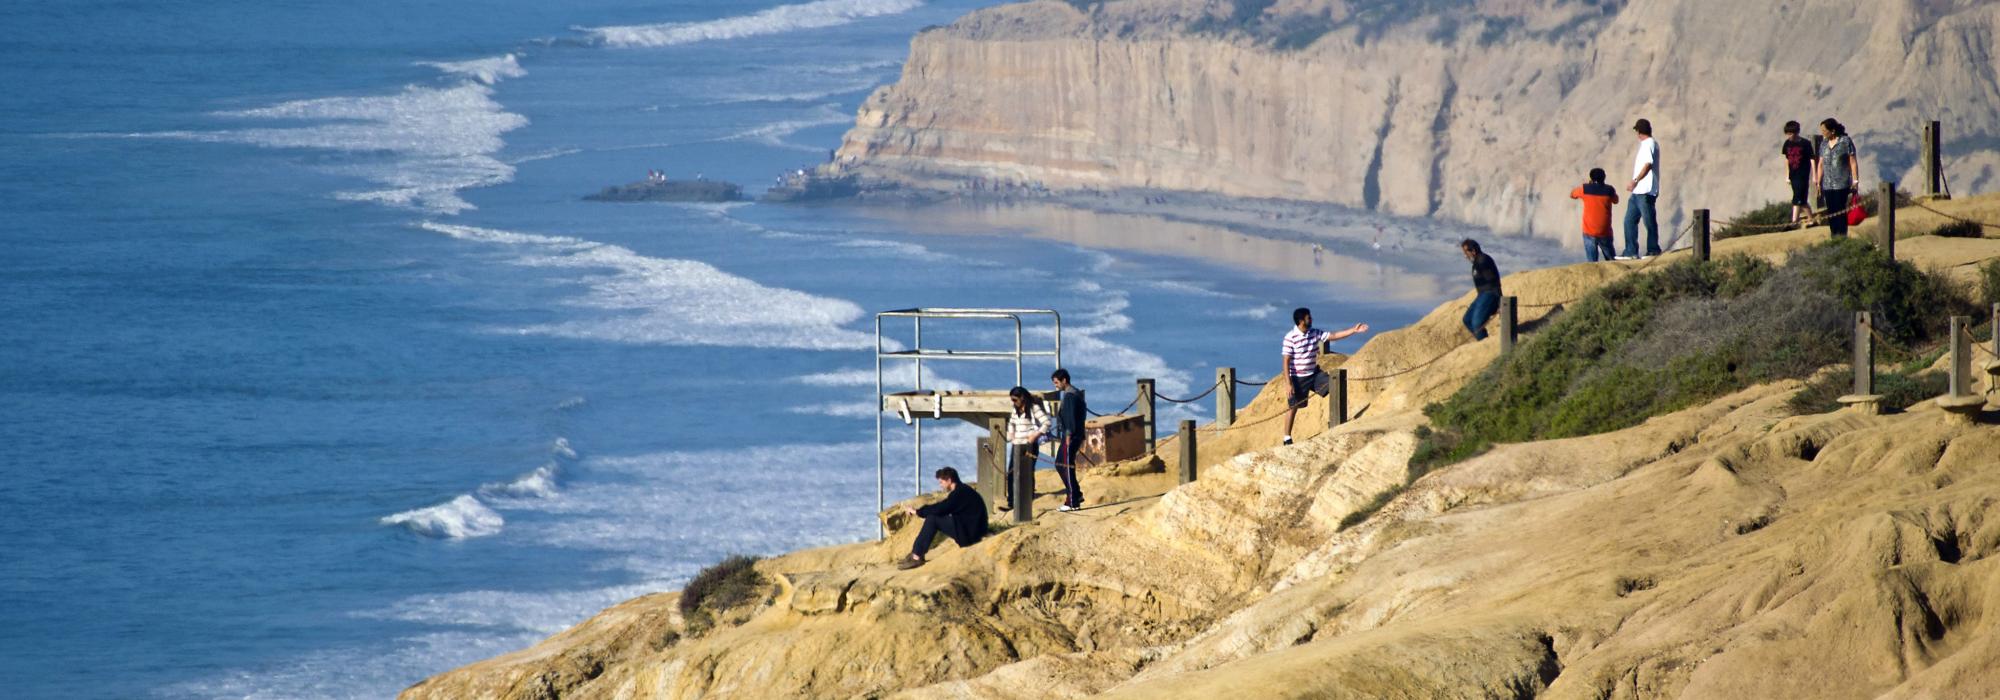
[{"left": 1283, "top": 327, "right": 1330, "bottom": 377}]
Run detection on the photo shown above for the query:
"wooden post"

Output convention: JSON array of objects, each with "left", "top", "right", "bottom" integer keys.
[
  {"left": 1137, "top": 378, "right": 1156, "bottom": 451},
  {"left": 1499, "top": 296, "right": 1519, "bottom": 355},
  {"left": 1216, "top": 367, "right": 1237, "bottom": 428},
  {"left": 1878, "top": 181, "right": 1897, "bottom": 260},
  {"left": 1854, "top": 312, "right": 1874, "bottom": 397},
  {"left": 975, "top": 432, "right": 1002, "bottom": 510},
  {"left": 1950, "top": 316, "right": 1973, "bottom": 397},
  {"left": 1925, "top": 121, "right": 1949, "bottom": 200},
  {"left": 1693, "top": 209, "right": 1711, "bottom": 262},
  {"left": 1327, "top": 368, "right": 1349, "bottom": 429},
  {"left": 1991, "top": 303, "right": 1999, "bottom": 360},
  {"left": 1012, "top": 443, "right": 1033, "bottom": 524},
  {"left": 1837, "top": 311, "right": 1882, "bottom": 414},
  {"left": 1177, "top": 420, "right": 1197, "bottom": 484}
]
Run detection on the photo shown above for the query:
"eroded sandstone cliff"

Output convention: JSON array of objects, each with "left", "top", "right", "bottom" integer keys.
[
  {"left": 405, "top": 198, "right": 2000, "bottom": 698},
  {"left": 833, "top": 0, "right": 2000, "bottom": 243}
]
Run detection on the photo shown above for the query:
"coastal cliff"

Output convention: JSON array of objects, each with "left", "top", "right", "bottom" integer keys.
[
  {"left": 832, "top": 0, "right": 2000, "bottom": 241},
  {"left": 406, "top": 197, "right": 2000, "bottom": 698}
]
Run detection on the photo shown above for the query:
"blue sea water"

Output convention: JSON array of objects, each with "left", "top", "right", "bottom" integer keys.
[{"left": 0, "top": 1, "right": 1439, "bottom": 697}]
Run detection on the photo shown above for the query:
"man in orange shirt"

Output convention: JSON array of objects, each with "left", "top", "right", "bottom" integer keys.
[{"left": 1570, "top": 168, "right": 1619, "bottom": 262}]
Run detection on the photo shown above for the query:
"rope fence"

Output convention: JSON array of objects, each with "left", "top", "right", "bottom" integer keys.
[{"left": 1912, "top": 200, "right": 2000, "bottom": 232}]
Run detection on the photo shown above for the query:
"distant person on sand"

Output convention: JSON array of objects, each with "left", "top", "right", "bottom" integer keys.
[
  {"left": 1003, "top": 386, "right": 1050, "bottom": 513},
  {"left": 1049, "top": 369, "right": 1088, "bottom": 511},
  {"left": 1461, "top": 239, "right": 1502, "bottom": 339},
  {"left": 1570, "top": 168, "right": 1619, "bottom": 262},
  {"left": 1281, "top": 307, "right": 1369, "bottom": 446},
  {"left": 1620, "top": 118, "right": 1662, "bottom": 259},
  {"left": 896, "top": 467, "right": 987, "bottom": 570},
  {"left": 1815, "top": 118, "right": 1861, "bottom": 238},
  {"left": 1781, "top": 121, "right": 1818, "bottom": 226}
]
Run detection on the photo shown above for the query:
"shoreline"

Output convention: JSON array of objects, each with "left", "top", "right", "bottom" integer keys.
[{"left": 816, "top": 184, "right": 1571, "bottom": 306}]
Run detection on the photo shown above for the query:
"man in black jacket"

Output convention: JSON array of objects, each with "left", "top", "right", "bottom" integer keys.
[
  {"left": 1049, "top": 369, "right": 1088, "bottom": 511},
  {"left": 897, "top": 467, "right": 988, "bottom": 570},
  {"left": 1460, "top": 239, "right": 1503, "bottom": 340}
]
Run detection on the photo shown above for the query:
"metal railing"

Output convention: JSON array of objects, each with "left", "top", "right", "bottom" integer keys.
[{"left": 873, "top": 308, "right": 1062, "bottom": 538}]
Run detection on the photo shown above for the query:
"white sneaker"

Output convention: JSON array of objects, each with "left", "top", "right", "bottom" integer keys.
[
  {"left": 1613, "top": 255, "right": 1636, "bottom": 261},
  {"left": 1281, "top": 436, "right": 1294, "bottom": 446},
  {"left": 1058, "top": 504, "right": 1076, "bottom": 512}
]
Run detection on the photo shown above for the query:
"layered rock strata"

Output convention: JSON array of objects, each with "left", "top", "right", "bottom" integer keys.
[{"left": 833, "top": 0, "right": 2000, "bottom": 243}]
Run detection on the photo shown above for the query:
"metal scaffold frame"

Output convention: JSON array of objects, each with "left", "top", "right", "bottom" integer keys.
[{"left": 874, "top": 308, "right": 1062, "bottom": 538}]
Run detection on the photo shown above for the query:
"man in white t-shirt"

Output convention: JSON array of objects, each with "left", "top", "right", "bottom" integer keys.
[
  {"left": 1619, "top": 118, "right": 1662, "bottom": 260},
  {"left": 1279, "top": 307, "right": 1367, "bottom": 446}
]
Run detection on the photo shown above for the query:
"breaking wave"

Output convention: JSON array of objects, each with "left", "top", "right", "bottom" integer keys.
[{"left": 582, "top": 0, "right": 923, "bottom": 48}]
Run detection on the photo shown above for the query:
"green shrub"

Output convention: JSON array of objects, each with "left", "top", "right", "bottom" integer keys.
[
  {"left": 680, "top": 555, "right": 766, "bottom": 625},
  {"left": 1412, "top": 239, "right": 1972, "bottom": 471},
  {"left": 1714, "top": 201, "right": 1797, "bottom": 240},
  {"left": 1980, "top": 259, "right": 2000, "bottom": 308},
  {"left": 1929, "top": 220, "right": 1985, "bottom": 239}
]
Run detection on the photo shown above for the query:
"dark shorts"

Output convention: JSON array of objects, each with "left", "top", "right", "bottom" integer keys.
[
  {"left": 1288, "top": 371, "right": 1329, "bottom": 408},
  {"left": 1789, "top": 171, "right": 1811, "bottom": 207}
]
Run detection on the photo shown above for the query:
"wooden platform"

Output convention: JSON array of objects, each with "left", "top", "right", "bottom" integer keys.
[{"left": 881, "top": 390, "right": 1059, "bottom": 422}]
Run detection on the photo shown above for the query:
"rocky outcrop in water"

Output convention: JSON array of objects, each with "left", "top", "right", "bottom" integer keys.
[{"left": 831, "top": 0, "right": 2000, "bottom": 241}]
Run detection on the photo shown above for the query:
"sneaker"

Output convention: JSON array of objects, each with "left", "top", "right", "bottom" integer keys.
[
  {"left": 1282, "top": 436, "right": 1294, "bottom": 446},
  {"left": 1612, "top": 255, "right": 1635, "bottom": 261},
  {"left": 996, "top": 504, "right": 1011, "bottom": 512},
  {"left": 896, "top": 556, "right": 924, "bottom": 570},
  {"left": 1057, "top": 504, "right": 1076, "bottom": 512}
]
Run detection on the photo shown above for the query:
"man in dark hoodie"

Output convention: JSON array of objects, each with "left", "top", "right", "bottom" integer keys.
[
  {"left": 1460, "top": 239, "right": 1502, "bottom": 340},
  {"left": 897, "top": 467, "right": 987, "bottom": 570}
]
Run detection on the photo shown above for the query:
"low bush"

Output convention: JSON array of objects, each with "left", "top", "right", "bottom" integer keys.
[
  {"left": 1929, "top": 220, "right": 1985, "bottom": 239},
  {"left": 1983, "top": 259, "right": 2000, "bottom": 308},
  {"left": 1411, "top": 239, "right": 1973, "bottom": 472},
  {"left": 1714, "top": 201, "right": 1796, "bottom": 240},
  {"left": 680, "top": 555, "right": 766, "bottom": 632},
  {"left": 1789, "top": 367, "right": 1949, "bottom": 414}
]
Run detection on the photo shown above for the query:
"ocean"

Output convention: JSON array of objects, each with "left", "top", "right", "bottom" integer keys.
[{"left": 0, "top": 1, "right": 1435, "bottom": 697}]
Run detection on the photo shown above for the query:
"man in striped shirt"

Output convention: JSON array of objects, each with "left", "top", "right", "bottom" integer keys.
[{"left": 1282, "top": 307, "right": 1368, "bottom": 446}]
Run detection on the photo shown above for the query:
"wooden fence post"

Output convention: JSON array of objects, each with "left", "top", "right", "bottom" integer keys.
[
  {"left": 1878, "top": 181, "right": 1897, "bottom": 260},
  {"left": 1137, "top": 378, "right": 1155, "bottom": 451},
  {"left": 1177, "top": 420, "right": 1197, "bottom": 484},
  {"left": 1499, "top": 296, "right": 1519, "bottom": 355},
  {"left": 1693, "top": 208, "right": 1711, "bottom": 262},
  {"left": 1925, "top": 121, "right": 1949, "bottom": 200},
  {"left": 1327, "top": 368, "right": 1349, "bottom": 429},
  {"left": 1216, "top": 367, "right": 1236, "bottom": 428},
  {"left": 1837, "top": 312, "right": 1882, "bottom": 414}
]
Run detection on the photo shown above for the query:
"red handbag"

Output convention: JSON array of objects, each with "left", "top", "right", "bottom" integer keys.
[{"left": 1847, "top": 199, "right": 1868, "bottom": 226}]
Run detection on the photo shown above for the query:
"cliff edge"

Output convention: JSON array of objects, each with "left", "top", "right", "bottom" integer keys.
[
  {"left": 831, "top": 0, "right": 2000, "bottom": 242},
  {"left": 405, "top": 198, "right": 2000, "bottom": 698}
]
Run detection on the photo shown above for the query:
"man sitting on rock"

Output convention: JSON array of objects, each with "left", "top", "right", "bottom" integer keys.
[{"left": 897, "top": 467, "right": 988, "bottom": 570}]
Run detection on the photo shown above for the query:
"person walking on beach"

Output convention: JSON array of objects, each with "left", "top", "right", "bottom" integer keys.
[
  {"left": 1620, "top": 119, "right": 1662, "bottom": 259},
  {"left": 1781, "top": 121, "right": 1818, "bottom": 226},
  {"left": 1570, "top": 168, "right": 1619, "bottom": 262},
  {"left": 1281, "top": 308, "right": 1369, "bottom": 446},
  {"left": 1815, "top": 118, "right": 1861, "bottom": 238},
  {"left": 1002, "top": 386, "right": 1050, "bottom": 513},
  {"left": 1460, "top": 239, "right": 1503, "bottom": 340},
  {"left": 1048, "top": 369, "right": 1088, "bottom": 511},
  {"left": 896, "top": 467, "right": 987, "bottom": 570}
]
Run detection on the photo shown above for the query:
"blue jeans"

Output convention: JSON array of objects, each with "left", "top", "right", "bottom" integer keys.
[
  {"left": 1583, "top": 235, "right": 1614, "bottom": 262},
  {"left": 1463, "top": 291, "right": 1500, "bottom": 340},
  {"left": 1622, "top": 192, "right": 1659, "bottom": 257}
]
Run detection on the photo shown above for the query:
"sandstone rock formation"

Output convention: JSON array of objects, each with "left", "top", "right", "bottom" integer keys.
[
  {"left": 405, "top": 198, "right": 2000, "bottom": 698},
  {"left": 831, "top": 0, "right": 2000, "bottom": 245}
]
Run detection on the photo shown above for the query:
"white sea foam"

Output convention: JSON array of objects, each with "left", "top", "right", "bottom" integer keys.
[
  {"left": 380, "top": 495, "right": 505, "bottom": 539},
  {"left": 793, "top": 366, "right": 965, "bottom": 390},
  {"left": 421, "top": 222, "right": 875, "bottom": 349},
  {"left": 480, "top": 462, "right": 562, "bottom": 499},
  {"left": 582, "top": 0, "right": 923, "bottom": 48},
  {"left": 1226, "top": 303, "right": 1280, "bottom": 320},
  {"left": 416, "top": 53, "right": 526, "bottom": 86},
  {"left": 551, "top": 436, "right": 579, "bottom": 460},
  {"left": 715, "top": 103, "right": 851, "bottom": 151},
  {"left": 166, "top": 630, "right": 541, "bottom": 700},
  {"left": 103, "top": 55, "right": 527, "bottom": 215},
  {"left": 553, "top": 396, "right": 588, "bottom": 411},
  {"left": 712, "top": 73, "right": 890, "bottom": 105}
]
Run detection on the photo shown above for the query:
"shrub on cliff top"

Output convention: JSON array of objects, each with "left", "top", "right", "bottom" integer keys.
[
  {"left": 1411, "top": 239, "right": 1972, "bottom": 471},
  {"left": 680, "top": 555, "right": 765, "bottom": 619},
  {"left": 1930, "top": 220, "right": 1986, "bottom": 239},
  {"left": 1982, "top": 259, "right": 2000, "bottom": 308},
  {"left": 1714, "top": 201, "right": 1794, "bottom": 240}
]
